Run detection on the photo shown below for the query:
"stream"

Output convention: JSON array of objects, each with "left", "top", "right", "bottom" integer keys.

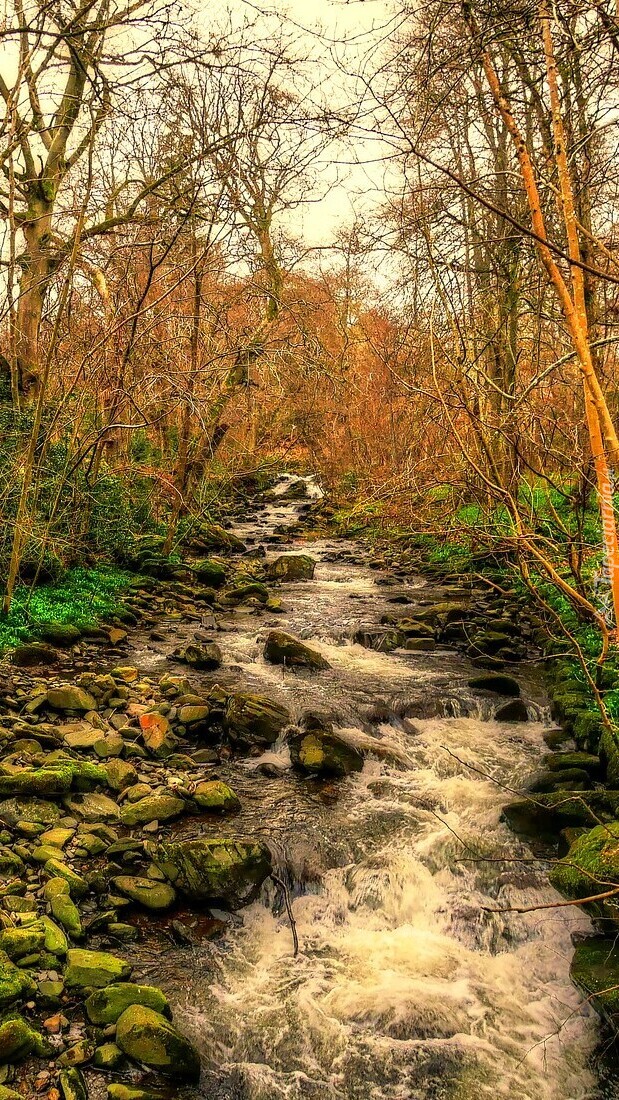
[{"left": 128, "top": 479, "right": 603, "bottom": 1100}]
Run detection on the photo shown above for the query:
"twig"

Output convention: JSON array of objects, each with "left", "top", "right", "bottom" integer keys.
[
  {"left": 482, "top": 886, "right": 619, "bottom": 914},
  {"left": 271, "top": 873, "right": 299, "bottom": 957}
]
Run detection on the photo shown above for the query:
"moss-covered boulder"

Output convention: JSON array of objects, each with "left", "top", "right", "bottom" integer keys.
[
  {"left": 63, "top": 791, "right": 120, "bottom": 824},
  {"left": 0, "top": 796, "right": 60, "bottom": 828},
  {"left": 46, "top": 686, "right": 97, "bottom": 712},
  {"left": 549, "top": 822, "right": 619, "bottom": 911},
  {"left": 48, "top": 883, "right": 83, "bottom": 939},
  {"left": 11, "top": 642, "right": 58, "bottom": 667},
  {"left": 264, "top": 631, "right": 330, "bottom": 670},
  {"left": 571, "top": 935, "right": 619, "bottom": 1026},
  {"left": 468, "top": 674, "right": 520, "bottom": 697},
  {"left": 37, "top": 623, "right": 82, "bottom": 647},
  {"left": 193, "top": 780, "right": 240, "bottom": 813},
  {"left": 111, "top": 876, "right": 176, "bottom": 911},
  {"left": 151, "top": 837, "right": 272, "bottom": 909},
  {"left": 106, "top": 758, "right": 139, "bottom": 792},
  {"left": 107, "top": 1086, "right": 169, "bottom": 1100},
  {"left": 59, "top": 1067, "right": 88, "bottom": 1100},
  {"left": 115, "top": 1005, "right": 200, "bottom": 1081},
  {"left": 85, "top": 982, "right": 171, "bottom": 1025},
  {"left": 223, "top": 582, "right": 269, "bottom": 605},
  {"left": 64, "top": 948, "right": 132, "bottom": 989},
  {"left": 289, "top": 729, "right": 364, "bottom": 777},
  {"left": 0, "top": 927, "right": 45, "bottom": 960},
  {"left": 225, "top": 692, "right": 290, "bottom": 746},
  {"left": 120, "top": 795, "right": 185, "bottom": 827},
  {"left": 502, "top": 790, "right": 619, "bottom": 836},
  {"left": 44, "top": 859, "right": 88, "bottom": 898},
  {"left": 267, "top": 554, "right": 316, "bottom": 582},
  {"left": 171, "top": 642, "right": 222, "bottom": 671},
  {"left": 0, "top": 1013, "right": 49, "bottom": 1063},
  {"left": 194, "top": 559, "right": 228, "bottom": 588},
  {"left": 0, "top": 766, "right": 74, "bottom": 799},
  {"left": 193, "top": 523, "right": 244, "bottom": 553},
  {"left": 494, "top": 699, "right": 529, "bottom": 722},
  {"left": 0, "top": 951, "right": 36, "bottom": 1009}
]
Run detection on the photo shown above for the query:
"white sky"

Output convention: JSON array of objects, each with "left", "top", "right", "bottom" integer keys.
[{"left": 202, "top": 0, "right": 399, "bottom": 248}]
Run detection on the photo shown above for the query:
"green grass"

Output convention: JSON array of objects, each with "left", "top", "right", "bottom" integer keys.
[{"left": 0, "top": 566, "right": 131, "bottom": 651}]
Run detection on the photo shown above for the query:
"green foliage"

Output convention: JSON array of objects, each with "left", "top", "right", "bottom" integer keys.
[{"left": 0, "top": 567, "right": 129, "bottom": 652}]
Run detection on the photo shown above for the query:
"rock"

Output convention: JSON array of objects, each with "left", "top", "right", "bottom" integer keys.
[
  {"left": 107, "top": 1086, "right": 169, "bottom": 1100},
  {"left": 58, "top": 1037, "right": 95, "bottom": 1067},
  {"left": 263, "top": 631, "right": 330, "bottom": 670},
  {"left": 59, "top": 1068, "right": 88, "bottom": 1100},
  {"left": 44, "top": 860, "right": 88, "bottom": 898},
  {"left": 502, "top": 790, "right": 619, "bottom": 835},
  {"left": 11, "top": 642, "right": 58, "bottom": 667},
  {"left": 62, "top": 725, "right": 102, "bottom": 751},
  {"left": 194, "top": 523, "right": 244, "bottom": 553},
  {"left": 37, "top": 623, "right": 81, "bottom": 647},
  {"left": 223, "top": 582, "right": 269, "bottom": 605},
  {"left": 111, "top": 876, "right": 176, "bottom": 910},
  {"left": 106, "top": 758, "right": 138, "bottom": 791},
  {"left": 139, "top": 712, "right": 175, "bottom": 757},
  {"left": 63, "top": 791, "right": 120, "bottom": 823},
  {"left": 289, "top": 728, "right": 364, "bottom": 777},
  {"left": 0, "top": 1013, "right": 48, "bottom": 1063},
  {"left": 353, "top": 628, "right": 404, "bottom": 653},
  {"left": 571, "top": 935, "right": 619, "bottom": 1025},
  {"left": 64, "top": 948, "right": 132, "bottom": 989},
  {"left": 48, "top": 886, "right": 83, "bottom": 939},
  {"left": 120, "top": 795, "right": 185, "bottom": 826},
  {"left": 193, "top": 780, "right": 240, "bottom": 812},
  {"left": 85, "top": 982, "right": 171, "bottom": 1025},
  {"left": 194, "top": 559, "right": 228, "bottom": 587},
  {"left": 171, "top": 642, "right": 222, "bottom": 670},
  {"left": 0, "top": 796, "right": 60, "bottom": 828},
  {"left": 550, "top": 822, "right": 619, "bottom": 907},
  {"left": 225, "top": 692, "right": 290, "bottom": 746},
  {"left": 111, "top": 666, "right": 139, "bottom": 683},
  {"left": 152, "top": 837, "right": 272, "bottom": 908},
  {"left": 0, "top": 766, "right": 74, "bottom": 798},
  {"left": 0, "top": 951, "right": 36, "bottom": 1008},
  {"left": 267, "top": 554, "right": 316, "bottom": 581},
  {"left": 0, "top": 926, "right": 45, "bottom": 960},
  {"left": 47, "top": 685, "right": 97, "bottom": 711},
  {"left": 178, "top": 705, "right": 210, "bottom": 726},
  {"left": 0, "top": 1087, "right": 21, "bottom": 1100},
  {"left": 115, "top": 1004, "right": 200, "bottom": 1081},
  {"left": 93, "top": 1041, "right": 124, "bottom": 1069},
  {"left": 468, "top": 674, "right": 521, "bottom": 697},
  {"left": 494, "top": 699, "right": 529, "bottom": 722}
]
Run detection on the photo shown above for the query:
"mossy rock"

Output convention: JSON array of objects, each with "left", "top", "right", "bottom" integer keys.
[
  {"left": 571, "top": 935, "right": 619, "bottom": 1025},
  {"left": 600, "top": 728, "right": 619, "bottom": 785},
  {"left": 59, "top": 1067, "right": 88, "bottom": 1100},
  {"left": 0, "top": 926, "right": 45, "bottom": 960},
  {"left": 225, "top": 693, "right": 290, "bottom": 746},
  {"left": 573, "top": 711, "right": 604, "bottom": 752},
  {"left": 46, "top": 686, "right": 97, "bottom": 712},
  {"left": 0, "top": 950, "right": 36, "bottom": 1009},
  {"left": 266, "top": 554, "right": 316, "bottom": 582},
  {"left": 550, "top": 822, "right": 619, "bottom": 911},
  {"left": 115, "top": 1004, "right": 200, "bottom": 1081},
  {"left": 0, "top": 766, "right": 75, "bottom": 799},
  {"left": 11, "top": 642, "right": 58, "bottom": 667},
  {"left": 44, "top": 859, "right": 88, "bottom": 898},
  {"left": 111, "top": 876, "right": 176, "bottom": 911},
  {"left": 0, "top": 1012, "right": 49, "bottom": 1063},
  {"left": 37, "top": 623, "right": 82, "bottom": 647},
  {"left": 120, "top": 795, "right": 185, "bottom": 827},
  {"left": 544, "top": 752, "right": 601, "bottom": 776},
  {"left": 49, "top": 889, "right": 82, "bottom": 939},
  {"left": 64, "top": 948, "right": 132, "bottom": 989},
  {"left": 289, "top": 729, "right": 364, "bottom": 778},
  {"left": 194, "top": 559, "right": 228, "bottom": 588},
  {"left": 494, "top": 699, "right": 529, "bottom": 722},
  {"left": 467, "top": 674, "right": 520, "bottom": 697},
  {"left": 171, "top": 642, "right": 222, "bottom": 671},
  {"left": 193, "top": 780, "right": 240, "bottom": 813},
  {"left": 502, "top": 790, "right": 619, "bottom": 837},
  {"left": 107, "top": 1086, "right": 170, "bottom": 1100},
  {"left": 263, "top": 631, "right": 330, "bottom": 670},
  {"left": 151, "top": 837, "right": 272, "bottom": 909},
  {"left": 527, "top": 768, "right": 591, "bottom": 793},
  {"left": 0, "top": 796, "right": 60, "bottom": 828},
  {"left": 223, "top": 582, "right": 270, "bottom": 605},
  {"left": 85, "top": 982, "right": 170, "bottom": 1025}
]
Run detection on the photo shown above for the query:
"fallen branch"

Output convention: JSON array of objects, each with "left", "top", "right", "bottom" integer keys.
[
  {"left": 271, "top": 873, "right": 299, "bottom": 957},
  {"left": 482, "top": 886, "right": 619, "bottom": 915}
]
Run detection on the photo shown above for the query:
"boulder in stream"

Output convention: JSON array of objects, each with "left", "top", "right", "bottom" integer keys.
[
  {"left": 468, "top": 673, "right": 521, "bottom": 697},
  {"left": 150, "top": 837, "right": 272, "bottom": 908},
  {"left": 289, "top": 727, "right": 364, "bottom": 777},
  {"left": 263, "top": 630, "right": 330, "bottom": 670},
  {"left": 225, "top": 692, "right": 290, "bottom": 746},
  {"left": 267, "top": 554, "right": 316, "bottom": 581},
  {"left": 115, "top": 1004, "right": 201, "bottom": 1082}
]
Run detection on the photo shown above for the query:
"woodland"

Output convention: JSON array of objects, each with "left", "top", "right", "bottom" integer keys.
[{"left": 1, "top": 0, "right": 619, "bottom": 1099}]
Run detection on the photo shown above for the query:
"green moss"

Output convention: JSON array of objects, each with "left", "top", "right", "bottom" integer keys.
[
  {"left": 550, "top": 822, "right": 619, "bottom": 900},
  {"left": 0, "top": 567, "right": 129, "bottom": 653},
  {"left": 571, "top": 936, "right": 619, "bottom": 1021}
]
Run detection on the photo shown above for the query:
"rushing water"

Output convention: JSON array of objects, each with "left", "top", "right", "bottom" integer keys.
[{"left": 131, "top": 478, "right": 604, "bottom": 1100}]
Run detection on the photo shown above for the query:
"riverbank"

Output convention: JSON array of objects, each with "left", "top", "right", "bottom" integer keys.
[{"left": 0, "top": 476, "right": 609, "bottom": 1099}]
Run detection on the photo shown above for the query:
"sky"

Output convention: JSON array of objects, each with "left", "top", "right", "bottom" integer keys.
[{"left": 203, "top": 0, "right": 400, "bottom": 249}]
